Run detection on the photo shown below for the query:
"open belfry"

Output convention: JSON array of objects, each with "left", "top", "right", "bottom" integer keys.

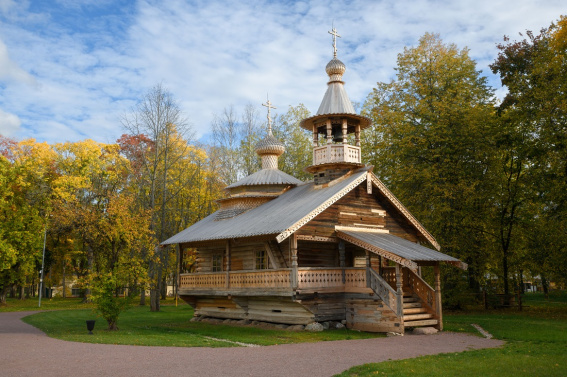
[{"left": 162, "top": 27, "right": 466, "bottom": 333}]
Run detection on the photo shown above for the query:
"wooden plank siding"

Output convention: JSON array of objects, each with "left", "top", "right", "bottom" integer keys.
[{"left": 295, "top": 183, "right": 421, "bottom": 246}]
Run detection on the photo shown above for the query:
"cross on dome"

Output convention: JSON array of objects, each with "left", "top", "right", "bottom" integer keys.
[
  {"left": 328, "top": 26, "right": 341, "bottom": 58},
  {"left": 262, "top": 96, "right": 276, "bottom": 134}
]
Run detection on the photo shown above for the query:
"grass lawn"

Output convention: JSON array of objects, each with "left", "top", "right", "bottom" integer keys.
[
  {"left": 8, "top": 298, "right": 382, "bottom": 347},
  {"left": 336, "top": 291, "right": 567, "bottom": 377}
]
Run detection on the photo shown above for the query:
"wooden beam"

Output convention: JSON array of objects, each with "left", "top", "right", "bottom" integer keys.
[
  {"left": 434, "top": 262, "right": 443, "bottom": 331},
  {"left": 264, "top": 242, "right": 279, "bottom": 269},
  {"left": 225, "top": 241, "right": 231, "bottom": 289},
  {"left": 290, "top": 233, "right": 298, "bottom": 290},
  {"left": 395, "top": 263, "right": 403, "bottom": 317},
  {"left": 339, "top": 240, "right": 346, "bottom": 284},
  {"left": 296, "top": 235, "right": 338, "bottom": 243}
]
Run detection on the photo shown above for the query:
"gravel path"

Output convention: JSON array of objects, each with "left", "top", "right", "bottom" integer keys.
[{"left": 1, "top": 311, "right": 504, "bottom": 377}]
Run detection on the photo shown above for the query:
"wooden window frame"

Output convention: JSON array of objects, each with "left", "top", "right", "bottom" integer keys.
[
  {"left": 212, "top": 253, "right": 223, "bottom": 272},
  {"left": 255, "top": 249, "right": 268, "bottom": 270}
]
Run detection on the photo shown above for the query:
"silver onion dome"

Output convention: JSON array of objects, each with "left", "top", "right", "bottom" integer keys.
[{"left": 255, "top": 132, "right": 285, "bottom": 156}]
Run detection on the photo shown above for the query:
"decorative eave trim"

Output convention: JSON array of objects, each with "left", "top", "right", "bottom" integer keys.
[
  {"left": 336, "top": 230, "right": 418, "bottom": 270},
  {"left": 368, "top": 173, "right": 441, "bottom": 251},
  {"left": 335, "top": 225, "right": 389, "bottom": 234},
  {"left": 276, "top": 170, "right": 369, "bottom": 243}
]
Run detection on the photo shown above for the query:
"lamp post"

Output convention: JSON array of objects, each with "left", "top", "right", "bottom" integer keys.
[{"left": 38, "top": 225, "right": 47, "bottom": 308}]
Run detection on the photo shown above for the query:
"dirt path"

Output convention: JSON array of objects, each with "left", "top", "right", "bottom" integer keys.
[{"left": 1, "top": 311, "right": 504, "bottom": 377}]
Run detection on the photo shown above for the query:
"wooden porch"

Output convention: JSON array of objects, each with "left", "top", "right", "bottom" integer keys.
[{"left": 178, "top": 264, "right": 443, "bottom": 330}]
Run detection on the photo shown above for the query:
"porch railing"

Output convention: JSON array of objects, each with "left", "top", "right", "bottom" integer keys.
[
  {"left": 230, "top": 269, "right": 291, "bottom": 289},
  {"left": 179, "top": 267, "right": 367, "bottom": 292},
  {"left": 368, "top": 268, "right": 401, "bottom": 316},
  {"left": 297, "top": 267, "right": 366, "bottom": 291},
  {"left": 179, "top": 272, "right": 226, "bottom": 289},
  {"left": 406, "top": 268, "right": 438, "bottom": 317}
]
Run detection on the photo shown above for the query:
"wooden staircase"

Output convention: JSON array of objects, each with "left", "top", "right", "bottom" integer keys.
[{"left": 402, "top": 292, "right": 438, "bottom": 328}]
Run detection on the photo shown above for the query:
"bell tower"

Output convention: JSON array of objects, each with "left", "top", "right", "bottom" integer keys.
[{"left": 300, "top": 27, "right": 372, "bottom": 185}]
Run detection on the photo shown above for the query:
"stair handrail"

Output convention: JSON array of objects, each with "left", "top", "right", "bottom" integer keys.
[
  {"left": 406, "top": 268, "right": 437, "bottom": 318},
  {"left": 368, "top": 267, "right": 402, "bottom": 317}
]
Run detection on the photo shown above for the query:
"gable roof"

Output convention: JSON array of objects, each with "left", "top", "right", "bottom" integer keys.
[
  {"left": 161, "top": 167, "right": 440, "bottom": 250},
  {"left": 337, "top": 229, "right": 466, "bottom": 270}
]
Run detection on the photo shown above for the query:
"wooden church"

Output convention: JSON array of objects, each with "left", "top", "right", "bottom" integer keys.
[{"left": 162, "top": 29, "right": 466, "bottom": 333}]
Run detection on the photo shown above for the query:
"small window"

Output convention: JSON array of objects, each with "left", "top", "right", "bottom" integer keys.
[
  {"left": 255, "top": 250, "right": 268, "bottom": 270},
  {"left": 212, "top": 254, "right": 223, "bottom": 272}
]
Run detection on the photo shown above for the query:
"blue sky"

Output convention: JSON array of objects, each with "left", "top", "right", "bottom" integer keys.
[{"left": 0, "top": 0, "right": 564, "bottom": 144}]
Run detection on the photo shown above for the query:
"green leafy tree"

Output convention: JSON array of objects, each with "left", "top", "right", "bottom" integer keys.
[
  {"left": 272, "top": 104, "right": 312, "bottom": 181},
  {"left": 491, "top": 16, "right": 567, "bottom": 292},
  {"left": 0, "top": 139, "right": 56, "bottom": 304},
  {"left": 362, "top": 33, "right": 497, "bottom": 304}
]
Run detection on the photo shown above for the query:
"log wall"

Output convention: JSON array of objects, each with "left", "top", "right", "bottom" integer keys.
[{"left": 346, "top": 298, "right": 403, "bottom": 333}]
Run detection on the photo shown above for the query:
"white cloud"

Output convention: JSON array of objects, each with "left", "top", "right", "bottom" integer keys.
[
  {"left": 0, "top": 39, "right": 36, "bottom": 85},
  {"left": 0, "top": 0, "right": 564, "bottom": 144},
  {"left": 0, "top": 108, "right": 21, "bottom": 136}
]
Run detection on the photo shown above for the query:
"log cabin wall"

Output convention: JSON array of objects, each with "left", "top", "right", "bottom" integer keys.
[
  {"left": 195, "top": 245, "right": 225, "bottom": 272},
  {"left": 295, "top": 183, "right": 421, "bottom": 244},
  {"left": 297, "top": 240, "right": 339, "bottom": 267}
]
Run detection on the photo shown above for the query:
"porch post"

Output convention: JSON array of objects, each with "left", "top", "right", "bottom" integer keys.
[
  {"left": 176, "top": 243, "right": 181, "bottom": 297},
  {"left": 434, "top": 263, "right": 443, "bottom": 330},
  {"left": 339, "top": 240, "right": 346, "bottom": 284},
  {"left": 395, "top": 263, "right": 403, "bottom": 317},
  {"left": 291, "top": 234, "right": 298, "bottom": 290},
  {"left": 365, "top": 250, "right": 371, "bottom": 288},
  {"left": 225, "top": 240, "right": 231, "bottom": 289}
]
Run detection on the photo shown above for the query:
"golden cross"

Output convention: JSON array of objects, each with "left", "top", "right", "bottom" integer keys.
[
  {"left": 328, "top": 26, "right": 341, "bottom": 58},
  {"left": 262, "top": 96, "right": 276, "bottom": 133}
]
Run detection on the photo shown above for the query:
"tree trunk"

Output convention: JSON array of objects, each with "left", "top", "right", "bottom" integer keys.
[
  {"left": 19, "top": 285, "right": 24, "bottom": 300},
  {"left": 62, "top": 263, "right": 66, "bottom": 299},
  {"left": 140, "top": 289, "right": 146, "bottom": 306},
  {"left": 107, "top": 320, "right": 118, "bottom": 331},
  {"left": 541, "top": 275, "right": 549, "bottom": 298},
  {"left": 0, "top": 288, "right": 7, "bottom": 305},
  {"left": 83, "top": 246, "right": 94, "bottom": 303},
  {"left": 502, "top": 249, "right": 510, "bottom": 306},
  {"left": 150, "top": 288, "right": 160, "bottom": 312}
]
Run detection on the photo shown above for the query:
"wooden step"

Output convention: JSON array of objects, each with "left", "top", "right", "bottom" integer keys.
[
  {"left": 403, "top": 297, "right": 418, "bottom": 303},
  {"left": 403, "top": 307, "right": 428, "bottom": 315},
  {"left": 403, "top": 302, "right": 422, "bottom": 309},
  {"left": 403, "top": 319, "right": 438, "bottom": 327},
  {"left": 403, "top": 313, "right": 433, "bottom": 321}
]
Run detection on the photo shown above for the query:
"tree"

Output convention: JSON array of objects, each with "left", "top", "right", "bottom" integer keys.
[
  {"left": 211, "top": 106, "right": 240, "bottom": 185},
  {"left": 272, "top": 104, "right": 312, "bottom": 181},
  {"left": 362, "top": 33, "right": 497, "bottom": 304},
  {"left": 121, "top": 83, "right": 198, "bottom": 311},
  {"left": 491, "top": 16, "right": 567, "bottom": 292},
  {"left": 239, "top": 103, "right": 261, "bottom": 176},
  {"left": 0, "top": 139, "right": 56, "bottom": 304}
]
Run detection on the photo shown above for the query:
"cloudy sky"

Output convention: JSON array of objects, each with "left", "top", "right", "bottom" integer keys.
[{"left": 0, "top": 0, "right": 564, "bottom": 144}]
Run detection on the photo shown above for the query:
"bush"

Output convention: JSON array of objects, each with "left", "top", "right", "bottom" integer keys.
[{"left": 90, "top": 274, "right": 132, "bottom": 330}]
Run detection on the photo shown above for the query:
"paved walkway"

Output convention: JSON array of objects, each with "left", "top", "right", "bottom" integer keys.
[{"left": 1, "top": 311, "right": 504, "bottom": 377}]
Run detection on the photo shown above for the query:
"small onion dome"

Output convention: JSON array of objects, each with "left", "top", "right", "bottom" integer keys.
[
  {"left": 255, "top": 133, "right": 285, "bottom": 157},
  {"left": 326, "top": 58, "right": 346, "bottom": 79}
]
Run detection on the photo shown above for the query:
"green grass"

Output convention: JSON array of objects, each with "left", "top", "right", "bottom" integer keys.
[
  {"left": 335, "top": 291, "right": 567, "bottom": 377},
  {"left": 1, "top": 297, "right": 96, "bottom": 312},
  {"left": 17, "top": 301, "right": 381, "bottom": 347}
]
